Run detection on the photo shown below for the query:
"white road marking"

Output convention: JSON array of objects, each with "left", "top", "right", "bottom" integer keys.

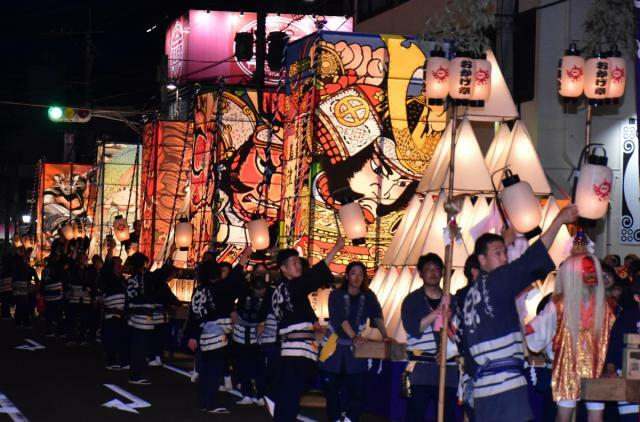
[
  {"left": 14, "top": 339, "right": 45, "bottom": 352},
  {"left": 0, "top": 393, "right": 29, "bottom": 421},
  {"left": 161, "top": 364, "right": 191, "bottom": 378},
  {"left": 102, "top": 384, "right": 150, "bottom": 414}
]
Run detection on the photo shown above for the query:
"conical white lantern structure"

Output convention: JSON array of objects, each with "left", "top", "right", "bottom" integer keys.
[
  {"left": 382, "top": 196, "right": 422, "bottom": 265},
  {"left": 575, "top": 148, "right": 613, "bottom": 222},
  {"left": 464, "top": 49, "right": 519, "bottom": 121},
  {"left": 247, "top": 216, "right": 269, "bottom": 251},
  {"left": 500, "top": 170, "right": 542, "bottom": 239},
  {"left": 445, "top": 117, "right": 494, "bottom": 194},
  {"left": 539, "top": 198, "right": 571, "bottom": 266},
  {"left": 606, "top": 48, "right": 626, "bottom": 101},
  {"left": 400, "top": 195, "right": 437, "bottom": 265},
  {"left": 417, "top": 122, "right": 452, "bottom": 193},
  {"left": 448, "top": 53, "right": 475, "bottom": 102},
  {"left": 558, "top": 43, "right": 585, "bottom": 100},
  {"left": 338, "top": 201, "right": 367, "bottom": 245},
  {"left": 417, "top": 118, "right": 493, "bottom": 195},
  {"left": 424, "top": 48, "right": 449, "bottom": 105},
  {"left": 113, "top": 214, "right": 130, "bottom": 242},
  {"left": 584, "top": 52, "right": 609, "bottom": 105},
  {"left": 175, "top": 215, "right": 193, "bottom": 252},
  {"left": 61, "top": 221, "right": 74, "bottom": 240},
  {"left": 497, "top": 120, "right": 551, "bottom": 195},
  {"left": 485, "top": 123, "right": 512, "bottom": 186},
  {"left": 470, "top": 54, "right": 492, "bottom": 107}
]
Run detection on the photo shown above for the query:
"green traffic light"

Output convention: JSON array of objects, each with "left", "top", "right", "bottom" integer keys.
[{"left": 48, "top": 106, "right": 63, "bottom": 121}]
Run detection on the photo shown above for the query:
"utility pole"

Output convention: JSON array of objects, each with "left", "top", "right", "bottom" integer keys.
[{"left": 255, "top": 1, "right": 267, "bottom": 112}]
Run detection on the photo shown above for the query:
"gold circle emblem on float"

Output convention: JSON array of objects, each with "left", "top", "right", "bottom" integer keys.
[{"left": 334, "top": 96, "right": 370, "bottom": 127}]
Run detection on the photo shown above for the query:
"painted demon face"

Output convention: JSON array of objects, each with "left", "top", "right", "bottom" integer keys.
[
  {"left": 232, "top": 134, "right": 283, "bottom": 222},
  {"left": 582, "top": 256, "right": 598, "bottom": 286}
]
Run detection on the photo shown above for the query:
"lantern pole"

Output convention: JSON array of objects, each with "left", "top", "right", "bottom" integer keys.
[
  {"left": 584, "top": 103, "right": 593, "bottom": 147},
  {"left": 437, "top": 104, "right": 458, "bottom": 422}
]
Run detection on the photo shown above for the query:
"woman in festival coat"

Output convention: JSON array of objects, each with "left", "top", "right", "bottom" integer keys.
[
  {"left": 186, "top": 246, "right": 251, "bottom": 414},
  {"left": 319, "top": 261, "right": 391, "bottom": 422}
]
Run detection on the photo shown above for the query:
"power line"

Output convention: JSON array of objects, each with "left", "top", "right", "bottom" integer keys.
[{"left": 0, "top": 100, "right": 152, "bottom": 115}]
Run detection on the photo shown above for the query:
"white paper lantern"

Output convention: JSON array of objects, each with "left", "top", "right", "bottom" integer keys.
[
  {"left": 606, "top": 49, "right": 626, "bottom": 100},
  {"left": 558, "top": 44, "right": 585, "bottom": 99},
  {"left": 500, "top": 171, "right": 542, "bottom": 239},
  {"left": 338, "top": 201, "right": 367, "bottom": 245},
  {"left": 113, "top": 215, "right": 130, "bottom": 242},
  {"left": 575, "top": 151, "right": 613, "bottom": 221},
  {"left": 583, "top": 53, "right": 609, "bottom": 104},
  {"left": 448, "top": 54, "right": 475, "bottom": 102},
  {"left": 424, "top": 49, "right": 449, "bottom": 105},
  {"left": 61, "top": 221, "right": 74, "bottom": 240},
  {"left": 471, "top": 54, "right": 492, "bottom": 106},
  {"left": 175, "top": 216, "right": 193, "bottom": 251},
  {"left": 247, "top": 217, "right": 270, "bottom": 251}
]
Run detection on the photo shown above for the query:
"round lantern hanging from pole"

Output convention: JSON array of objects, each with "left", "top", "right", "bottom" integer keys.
[
  {"left": 573, "top": 145, "right": 613, "bottom": 226},
  {"left": 470, "top": 53, "right": 492, "bottom": 107},
  {"left": 583, "top": 51, "right": 609, "bottom": 106},
  {"left": 499, "top": 170, "right": 542, "bottom": 239},
  {"left": 424, "top": 47, "right": 450, "bottom": 106},
  {"left": 558, "top": 43, "right": 585, "bottom": 101},
  {"left": 174, "top": 215, "right": 193, "bottom": 252},
  {"left": 247, "top": 215, "right": 270, "bottom": 251},
  {"left": 338, "top": 200, "right": 367, "bottom": 246},
  {"left": 448, "top": 52, "right": 475, "bottom": 105},
  {"left": 606, "top": 46, "right": 626, "bottom": 103},
  {"left": 112, "top": 214, "right": 130, "bottom": 242}
]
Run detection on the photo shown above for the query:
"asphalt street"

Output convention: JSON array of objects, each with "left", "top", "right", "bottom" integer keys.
[{"left": 0, "top": 320, "right": 388, "bottom": 421}]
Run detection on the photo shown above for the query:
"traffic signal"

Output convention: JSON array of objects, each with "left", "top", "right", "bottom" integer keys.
[
  {"left": 234, "top": 32, "right": 254, "bottom": 62},
  {"left": 267, "top": 31, "right": 288, "bottom": 71},
  {"left": 48, "top": 106, "right": 92, "bottom": 123}
]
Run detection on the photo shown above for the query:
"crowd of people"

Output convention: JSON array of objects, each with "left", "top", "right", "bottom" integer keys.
[{"left": 1, "top": 203, "right": 640, "bottom": 422}]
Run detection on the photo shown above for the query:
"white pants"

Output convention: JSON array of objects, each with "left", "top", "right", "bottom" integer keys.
[{"left": 557, "top": 400, "right": 604, "bottom": 411}]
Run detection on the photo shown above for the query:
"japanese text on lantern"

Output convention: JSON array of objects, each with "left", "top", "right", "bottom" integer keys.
[
  {"left": 595, "top": 60, "right": 608, "bottom": 96},
  {"left": 459, "top": 60, "right": 473, "bottom": 95}
]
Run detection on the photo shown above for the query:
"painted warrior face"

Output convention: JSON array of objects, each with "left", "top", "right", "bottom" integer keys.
[{"left": 581, "top": 256, "right": 598, "bottom": 286}]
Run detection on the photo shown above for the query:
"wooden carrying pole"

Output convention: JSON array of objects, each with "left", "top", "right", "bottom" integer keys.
[{"left": 437, "top": 106, "right": 458, "bottom": 422}]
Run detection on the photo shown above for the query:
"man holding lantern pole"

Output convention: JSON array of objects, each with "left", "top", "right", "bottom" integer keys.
[
  {"left": 453, "top": 204, "right": 578, "bottom": 422},
  {"left": 269, "top": 236, "right": 345, "bottom": 422}
]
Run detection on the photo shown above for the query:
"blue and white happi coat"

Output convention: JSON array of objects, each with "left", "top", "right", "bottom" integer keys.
[{"left": 453, "top": 240, "right": 555, "bottom": 422}]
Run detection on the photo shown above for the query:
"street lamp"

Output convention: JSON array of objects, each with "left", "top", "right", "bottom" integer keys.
[{"left": 21, "top": 215, "right": 31, "bottom": 224}]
